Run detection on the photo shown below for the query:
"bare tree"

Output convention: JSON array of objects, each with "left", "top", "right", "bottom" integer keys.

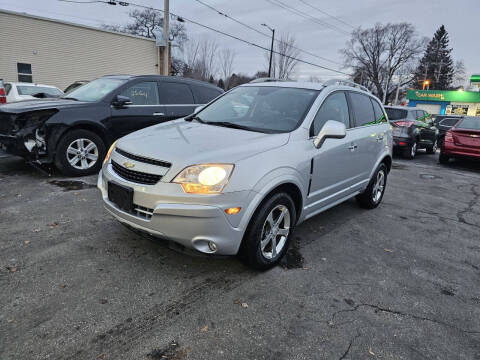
[
  {"left": 342, "top": 23, "right": 425, "bottom": 103},
  {"left": 219, "top": 48, "right": 235, "bottom": 88},
  {"left": 452, "top": 60, "right": 466, "bottom": 89},
  {"left": 265, "top": 33, "right": 300, "bottom": 79},
  {"left": 183, "top": 38, "right": 219, "bottom": 81}
]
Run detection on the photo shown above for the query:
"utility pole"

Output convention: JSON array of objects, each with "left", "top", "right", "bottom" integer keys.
[
  {"left": 261, "top": 24, "right": 275, "bottom": 78},
  {"left": 163, "top": 0, "right": 170, "bottom": 76}
]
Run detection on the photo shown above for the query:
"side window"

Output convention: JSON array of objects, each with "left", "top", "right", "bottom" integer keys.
[
  {"left": 370, "top": 98, "right": 387, "bottom": 123},
  {"left": 120, "top": 81, "right": 159, "bottom": 105},
  {"left": 4, "top": 83, "right": 12, "bottom": 95},
  {"left": 191, "top": 84, "right": 222, "bottom": 104},
  {"left": 158, "top": 82, "right": 194, "bottom": 104},
  {"left": 311, "top": 91, "right": 350, "bottom": 137},
  {"left": 349, "top": 92, "right": 375, "bottom": 127}
]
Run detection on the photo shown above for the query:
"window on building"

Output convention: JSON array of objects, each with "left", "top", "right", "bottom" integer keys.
[{"left": 17, "top": 63, "right": 33, "bottom": 83}]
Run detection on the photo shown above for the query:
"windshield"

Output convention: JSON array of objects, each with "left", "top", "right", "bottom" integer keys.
[
  {"left": 457, "top": 117, "right": 480, "bottom": 130},
  {"left": 17, "top": 85, "right": 63, "bottom": 96},
  {"left": 195, "top": 86, "right": 319, "bottom": 133},
  {"left": 65, "top": 78, "right": 127, "bottom": 102},
  {"left": 385, "top": 108, "right": 408, "bottom": 120}
]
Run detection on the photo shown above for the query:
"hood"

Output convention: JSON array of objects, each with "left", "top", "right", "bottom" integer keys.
[
  {"left": 117, "top": 119, "right": 289, "bottom": 165},
  {"left": 0, "top": 98, "right": 89, "bottom": 113}
]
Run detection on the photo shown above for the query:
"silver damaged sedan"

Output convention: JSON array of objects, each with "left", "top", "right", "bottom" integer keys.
[{"left": 98, "top": 80, "right": 393, "bottom": 269}]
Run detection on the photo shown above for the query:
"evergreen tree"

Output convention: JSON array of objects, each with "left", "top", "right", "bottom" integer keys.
[
  {"left": 208, "top": 75, "right": 215, "bottom": 84},
  {"left": 413, "top": 25, "right": 454, "bottom": 90},
  {"left": 217, "top": 78, "right": 225, "bottom": 89}
]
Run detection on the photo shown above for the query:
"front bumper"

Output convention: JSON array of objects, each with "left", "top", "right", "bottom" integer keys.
[{"left": 98, "top": 165, "right": 254, "bottom": 256}]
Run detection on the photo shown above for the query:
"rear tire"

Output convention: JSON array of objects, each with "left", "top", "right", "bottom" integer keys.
[
  {"left": 356, "top": 163, "right": 387, "bottom": 209},
  {"left": 439, "top": 152, "right": 450, "bottom": 164},
  {"left": 403, "top": 141, "right": 417, "bottom": 159},
  {"left": 238, "top": 192, "right": 296, "bottom": 270},
  {"left": 55, "top": 129, "right": 106, "bottom": 177}
]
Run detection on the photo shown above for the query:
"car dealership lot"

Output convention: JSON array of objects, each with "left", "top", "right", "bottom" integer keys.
[{"left": 0, "top": 151, "right": 479, "bottom": 359}]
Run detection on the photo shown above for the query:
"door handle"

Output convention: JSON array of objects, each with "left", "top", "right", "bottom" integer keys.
[
  {"left": 153, "top": 112, "right": 165, "bottom": 116},
  {"left": 348, "top": 144, "right": 358, "bottom": 150}
]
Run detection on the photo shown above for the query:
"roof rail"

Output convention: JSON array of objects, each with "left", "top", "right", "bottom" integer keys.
[
  {"left": 323, "top": 79, "right": 370, "bottom": 93},
  {"left": 249, "top": 77, "right": 288, "bottom": 83}
]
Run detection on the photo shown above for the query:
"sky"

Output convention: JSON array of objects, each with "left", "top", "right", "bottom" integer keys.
[{"left": 1, "top": 0, "right": 478, "bottom": 82}]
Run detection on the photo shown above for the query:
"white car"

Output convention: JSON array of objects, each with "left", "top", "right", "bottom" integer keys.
[{"left": 4, "top": 82, "right": 64, "bottom": 103}]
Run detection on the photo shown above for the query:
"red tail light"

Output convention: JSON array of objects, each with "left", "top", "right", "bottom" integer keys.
[
  {"left": 444, "top": 130, "right": 454, "bottom": 143},
  {"left": 398, "top": 141, "right": 407, "bottom": 146},
  {"left": 394, "top": 121, "right": 415, "bottom": 127},
  {"left": 0, "top": 88, "right": 6, "bottom": 104}
]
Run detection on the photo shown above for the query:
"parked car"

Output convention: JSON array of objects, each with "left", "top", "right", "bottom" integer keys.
[
  {"left": 0, "top": 75, "right": 223, "bottom": 176},
  {"left": 439, "top": 116, "right": 480, "bottom": 164},
  {"left": 98, "top": 80, "right": 393, "bottom": 269},
  {"left": 433, "top": 114, "right": 464, "bottom": 146},
  {"left": 384, "top": 106, "right": 438, "bottom": 159},
  {"left": 4, "top": 82, "right": 64, "bottom": 103},
  {"left": 64, "top": 80, "right": 89, "bottom": 94},
  {"left": 0, "top": 79, "right": 6, "bottom": 104}
]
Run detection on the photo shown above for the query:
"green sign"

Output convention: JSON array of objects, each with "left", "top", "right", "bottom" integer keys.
[
  {"left": 470, "top": 74, "right": 480, "bottom": 84},
  {"left": 407, "top": 89, "right": 480, "bottom": 103}
]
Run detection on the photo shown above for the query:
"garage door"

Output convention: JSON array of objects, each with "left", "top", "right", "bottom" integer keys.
[{"left": 415, "top": 103, "right": 441, "bottom": 115}]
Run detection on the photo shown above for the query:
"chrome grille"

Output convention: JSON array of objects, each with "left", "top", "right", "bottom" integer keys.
[
  {"left": 111, "top": 160, "right": 162, "bottom": 185},
  {"left": 115, "top": 148, "right": 171, "bottom": 168}
]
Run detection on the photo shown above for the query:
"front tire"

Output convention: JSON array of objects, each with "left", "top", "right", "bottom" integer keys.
[
  {"left": 55, "top": 129, "right": 106, "bottom": 176},
  {"left": 238, "top": 192, "right": 296, "bottom": 270},
  {"left": 356, "top": 163, "right": 387, "bottom": 209}
]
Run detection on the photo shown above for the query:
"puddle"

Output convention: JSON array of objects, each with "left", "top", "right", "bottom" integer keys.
[
  {"left": 48, "top": 180, "right": 96, "bottom": 191},
  {"left": 148, "top": 341, "right": 183, "bottom": 360},
  {"left": 280, "top": 238, "right": 305, "bottom": 269},
  {"left": 420, "top": 173, "right": 442, "bottom": 180},
  {"left": 391, "top": 163, "right": 407, "bottom": 170}
]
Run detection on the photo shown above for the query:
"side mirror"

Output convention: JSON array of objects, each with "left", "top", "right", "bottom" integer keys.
[
  {"left": 313, "top": 120, "right": 347, "bottom": 149},
  {"left": 194, "top": 105, "right": 204, "bottom": 113},
  {"left": 112, "top": 95, "right": 132, "bottom": 108}
]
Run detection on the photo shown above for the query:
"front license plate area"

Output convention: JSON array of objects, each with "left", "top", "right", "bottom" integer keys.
[{"left": 108, "top": 181, "right": 133, "bottom": 212}]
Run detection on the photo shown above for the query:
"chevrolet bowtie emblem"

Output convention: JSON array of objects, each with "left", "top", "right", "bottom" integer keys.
[{"left": 123, "top": 161, "right": 135, "bottom": 168}]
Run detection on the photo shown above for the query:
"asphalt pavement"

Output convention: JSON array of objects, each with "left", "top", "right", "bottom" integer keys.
[{"left": 0, "top": 150, "right": 479, "bottom": 359}]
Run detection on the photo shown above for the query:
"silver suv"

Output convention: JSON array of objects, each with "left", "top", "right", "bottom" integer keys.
[{"left": 98, "top": 80, "right": 392, "bottom": 269}]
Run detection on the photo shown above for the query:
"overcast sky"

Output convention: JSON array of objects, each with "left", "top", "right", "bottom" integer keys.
[{"left": 2, "top": 0, "right": 478, "bottom": 82}]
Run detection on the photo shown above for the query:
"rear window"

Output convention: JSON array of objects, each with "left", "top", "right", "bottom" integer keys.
[
  {"left": 439, "top": 118, "right": 460, "bottom": 127},
  {"left": 385, "top": 108, "right": 407, "bottom": 120},
  {"left": 349, "top": 92, "right": 375, "bottom": 126},
  {"left": 457, "top": 117, "right": 480, "bottom": 130},
  {"left": 17, "top": 85, "right": 63, "bottom": 96}
]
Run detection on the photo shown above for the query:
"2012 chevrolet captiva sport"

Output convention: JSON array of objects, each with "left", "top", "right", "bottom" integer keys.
[{"left": 98, "top": 80, "right": 393, "bottom": 270}]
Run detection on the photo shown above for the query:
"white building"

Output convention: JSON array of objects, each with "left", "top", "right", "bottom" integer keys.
[{"left": 0, "top": 9, "right": 162, "bottom": 90}]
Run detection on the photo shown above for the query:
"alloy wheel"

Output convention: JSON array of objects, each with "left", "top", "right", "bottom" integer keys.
[
  {"left": 260, "top": 205, "right": 291, "bottom": 260},
  {"left": 411, "top": 142, "right": 417, "bottom": 158},
  {"left": 372, "top": 169, "right": 386, "bottom": 203},
  {"left": 66, "top": 138, "right": 99, "bottom": 170}
]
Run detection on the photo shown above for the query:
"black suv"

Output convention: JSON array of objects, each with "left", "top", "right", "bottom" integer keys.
[
  {"left": 0, "top": 75, "right": 223, "bottom": 176},
  {"left": 384, "top": 106, "right": 439, "bottom": 159}
]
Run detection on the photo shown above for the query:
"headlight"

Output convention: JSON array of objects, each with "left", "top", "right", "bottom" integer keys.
[
  {"left": 103, "top": 140, "right": 118, "bottom": 164},
  {"left": 172, "top": 164, "right": 234, "bottom": 194}
]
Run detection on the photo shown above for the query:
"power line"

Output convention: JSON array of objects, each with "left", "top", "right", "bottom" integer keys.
[
  {"left": 56, "top": 0, "right": 350, "bottom": 75},
  {"left": 297, "top": 0, "right": 354, "bottom": 29},
  {"left": 192, "top": 0, "right": 343, "bottom": 66},
  {"left": 266, "top": 0, "right": 349, "bottom": 35}
]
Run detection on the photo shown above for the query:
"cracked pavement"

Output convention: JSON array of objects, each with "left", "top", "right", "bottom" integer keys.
[{"left": 0, "top": 150, "right": 479, "bottom": 359}]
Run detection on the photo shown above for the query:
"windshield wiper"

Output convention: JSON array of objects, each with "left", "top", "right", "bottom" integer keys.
[
  {"left": 62, "top": 96, "right": 78, "bottom": 101},
  {"left": 184, "top": 115, "right": 205, "bottom": 123},
  {"left": 204, "top": 121, "right": 258, "bottom": 132}
]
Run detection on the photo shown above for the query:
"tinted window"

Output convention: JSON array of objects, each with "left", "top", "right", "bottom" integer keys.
[
  {"left": 385, "top": 108, "right": 408, "bottom": 120},
  {"left": 197, "top": 86, "right": 319, "bottom": 133},
  {"left": 311, "top": 92, "right": 350, "bottom": 136},
  {"left": 457, "top": 117, "right": 480, "bottom": 130},
  {"left": 349, "top": 92, "right": 375, "bottom": 126},
  {"left": 191, "top": 84, "right": 222, "bottom": 104},
  {"left": 439, "top": 118, "right": 460, "bottom": 127},
  {"left": 371, "top": 99, "right": 386, "bottom": 123},
  {"left": 121, "top": 81, "right": 159, "bottom": 105},
  {"left": 159, "top": 82, "right": 194, "bottom": 104}
]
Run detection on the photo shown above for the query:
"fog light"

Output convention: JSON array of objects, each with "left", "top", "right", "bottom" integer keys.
[
  {"left": 225, "top": 207, "right": 241, "bottom": 215},
  {"left": 208, "top": 241, "right": 217, "bottom": 252}
]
